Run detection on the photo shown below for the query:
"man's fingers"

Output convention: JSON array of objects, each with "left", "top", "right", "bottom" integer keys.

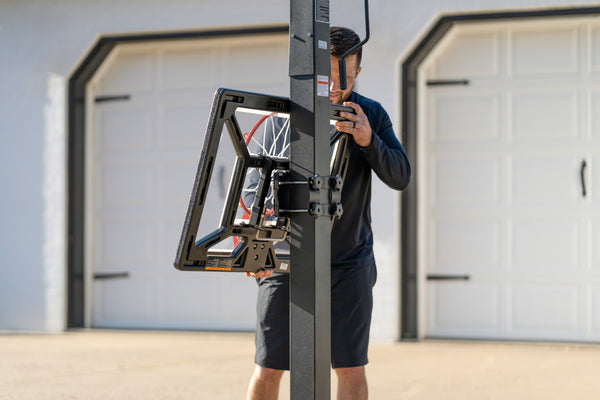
[
  {"left": 336, "top": 101, "right": 373, "bottom": 147},
  {"left": 339, "top": 111, "right": 359, "bottom": 122},
  {"left": 343, "top": 101, "right": 365, "bottom": 116},
  {"left": 336, "top": 112, "right": 364, "bottom": 131},
  {"left": 245, "top": 269, "right": 274, "bottom": 279},
  {"left": 339, "top": 102, "right": 367, "bottom": 127},
  {"left": 263, "top": 270, "right": 274, "bottom": 278},
  {"left": 254, "top": 269, "right": 273, "bottom": 279}
]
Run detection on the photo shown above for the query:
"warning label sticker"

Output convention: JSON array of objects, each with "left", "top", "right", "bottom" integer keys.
[
  {"left": 317, "top": 75, "right": 329, "bottom": 97},
  {"left": 206, "top": 259, "right": 219, "bottom": 268}
]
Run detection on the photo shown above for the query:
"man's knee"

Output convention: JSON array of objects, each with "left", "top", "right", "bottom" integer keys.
[
  {"left": 253, "top": 365, "right": 285, "bottom": 382},
  {"left": 335, "top": 366, "right": 368, "bottom": 399},
  {"left": 248, "top": 365, "right": 285, "bottom": 400},
  {"left": 335, "top": 366, "right": 366, "bottom": 382}
]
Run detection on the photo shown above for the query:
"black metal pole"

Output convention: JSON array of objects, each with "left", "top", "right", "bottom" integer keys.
[{"left": 289, "top": 0, "right": 331, "bottom": 399}]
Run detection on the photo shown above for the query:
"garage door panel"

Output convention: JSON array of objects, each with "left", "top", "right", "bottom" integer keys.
[
  {"left": 432, "top": 93, "right": 499, "bottom": 141},
  {"left": 510, "top": 91, "right": 577, "bottom": 139},
  {"left": 99, "top": 51, "right": 154, "bottom": 93},
  {"left": 218, "top": 275, "right": 259, "bottom": 328},
  {"left": 432, "top": 157, "right": 500, "bottom": 204},
  {"left": 162, "top": 104, "right": 209, "bottom": 149},
  {"left": 510, "top": 28, "right": 578, "bottom": 75},
  {"left": 591, "top": 219, "right": 600, "bottom": 270},
  {"left": 428, "top": 283, "right": 499, "bottom": 332},
  {"left": 590, "top": 26, "right": 600, "bottom": 73},
  {"left": 161, "top": 276, "right": 256, "bottom": 330},
  {"left": 433, "top": 31, "right": 499, "bottom": 78},
  {"left": 225, "top": 42, "right": 288, "bottom": 86},
  {"left": 100, "top": 164, "right": 155, "bottom": 208},
  {"left": 591, "top": 93, "right": 600, "bottom": 138},
  {"left": 423, "top": 18, "right": 600, "bottom": 342},
  {"left": 162, "top": 277, "right": 223, "bottom": 322},
  {"left": 162, "top": 162, "right": 199, "bottom": 208},
  {"left": 592, "top": 286, "right": 600, "bottom": 334},
  {"left": 511, "top": 156, "right": 579, "bottom": 204},
  {"left": 160, "top": 221, "right": 190, "bottom": 272},
  {"left": 163, "top": 48, "right": 219, "bottom": 89},
  {"left": 433, "top": 219, "right": 500, "bottom": 269},
  {"left": 89, "top": 36, "right": 288, "bottom": 330},
  {"left": 96, "top": 220, "right": 154, "bottom": 268},
  {"left": 98, "top": 107, "right": 154, "bottom": 151},
  {"left": 510, "top": 283, "right": 578, "bottom": 332},
  {"left": 94, "top": 279, "right": 155, "bottom": 326},
  {"left": 592, "top": 157, "right": 600, "bottom": 202},
  {"left": 511, "top": 219, "right": 579, "bottom": 269}
]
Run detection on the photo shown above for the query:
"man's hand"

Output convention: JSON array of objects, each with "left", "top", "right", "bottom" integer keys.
[
  {"left": 245, "top": 269, "right": 274, "bottom": 279},
  {"left": 335, "top": 102, "right": 372, "bottom": 147}
]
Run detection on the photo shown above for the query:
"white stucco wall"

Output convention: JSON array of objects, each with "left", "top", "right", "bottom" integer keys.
[{"left": 1, "top": 0, "right": 598, "bottom": 340}]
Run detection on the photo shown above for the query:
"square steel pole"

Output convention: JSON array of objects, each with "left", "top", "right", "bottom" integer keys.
[{"left": 289, "top": 0, "right": 331, "bottom": 399}]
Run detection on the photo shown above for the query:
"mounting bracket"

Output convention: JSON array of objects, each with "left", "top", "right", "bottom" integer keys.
[{"left": 276, "top": 173, "right": 344, "bottom": 219}]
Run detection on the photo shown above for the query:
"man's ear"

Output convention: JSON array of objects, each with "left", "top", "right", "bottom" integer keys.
[{"left": 355, "top": 66, "right": 362, "bottom": 79}]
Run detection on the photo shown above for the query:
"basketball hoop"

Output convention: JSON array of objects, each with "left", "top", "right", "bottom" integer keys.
[{"left": 174, "top": 88, "right": 354, "bottom": 274}]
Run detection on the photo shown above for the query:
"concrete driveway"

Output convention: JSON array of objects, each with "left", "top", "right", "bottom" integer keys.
[{"left": 1, "top": 330, "right": 599, "bottom": 399}]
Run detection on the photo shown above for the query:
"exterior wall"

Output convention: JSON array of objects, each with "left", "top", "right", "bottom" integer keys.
[
  {"left": 0, "top": 0, "right": 598, "bottom": 340},
  {"left": 0, "top": 0, "right": 289, "bottom": 332},
  {"left": 334, "top": 0, "right": 600, "bottom": 342}
]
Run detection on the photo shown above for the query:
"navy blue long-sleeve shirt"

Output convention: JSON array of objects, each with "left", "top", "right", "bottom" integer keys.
[{"left": 331, "top": 91, "right": 411, "bottom": 268}]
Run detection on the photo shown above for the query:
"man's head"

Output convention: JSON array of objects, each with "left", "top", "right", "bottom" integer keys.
[
  {"left": 329, "top": 27, "right": 362, "bottom": 105},
  {"left": 330, "top": 26, "right": 362, "bottom": 66}
]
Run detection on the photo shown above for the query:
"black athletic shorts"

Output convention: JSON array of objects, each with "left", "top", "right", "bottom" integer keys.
[{"left": 254, "top": 263, "right": 377, "bottom": 370}]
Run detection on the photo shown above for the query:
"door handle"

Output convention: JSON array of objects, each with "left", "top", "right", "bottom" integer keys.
[
  {"left": 93, "top": 272, "right": 130, "bottom": 280},
  {"left": 426, "top": 79, "right": 470, "bottom": 86},
  {"left": 427, "top": 274, "right": 470, "bottom": 281},
  {"left": 580, "top": 159, "right": 587, "bottom": 198}
]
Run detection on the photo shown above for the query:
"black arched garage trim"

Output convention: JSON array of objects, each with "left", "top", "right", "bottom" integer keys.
[
  {"left": 400, "top": 6, "right": 600, "bottom": 340},
  {"left": 67, "top": 25, "right": 289, "bottom": 328}
]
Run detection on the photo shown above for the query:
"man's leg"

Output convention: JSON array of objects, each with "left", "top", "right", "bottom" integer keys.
[
  {"left": 247, "top": 365, "right": 284, "bottom": 400},
  {"left": 330, "top": 265, "right": 375, "bottom": 400},
  {"left": 335, "top": 366, "right": 368, "bottom": 400}
]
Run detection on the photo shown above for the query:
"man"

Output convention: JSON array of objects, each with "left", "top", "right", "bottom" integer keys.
[{"left": 246, "top": 26, "right": 411, "bottom": 400}]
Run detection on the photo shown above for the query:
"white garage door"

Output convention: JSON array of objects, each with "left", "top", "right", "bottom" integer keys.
[
  {"left": 86, "top": 35, "right": 288, "bottom": 330},
  {"left": 420, "top": 17, "right": 600, "bottom": 342}
]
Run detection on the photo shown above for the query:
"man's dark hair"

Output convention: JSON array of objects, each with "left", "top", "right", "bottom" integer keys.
[{"left": 330, "top": 26, "right": 362, "bottom": 67}]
